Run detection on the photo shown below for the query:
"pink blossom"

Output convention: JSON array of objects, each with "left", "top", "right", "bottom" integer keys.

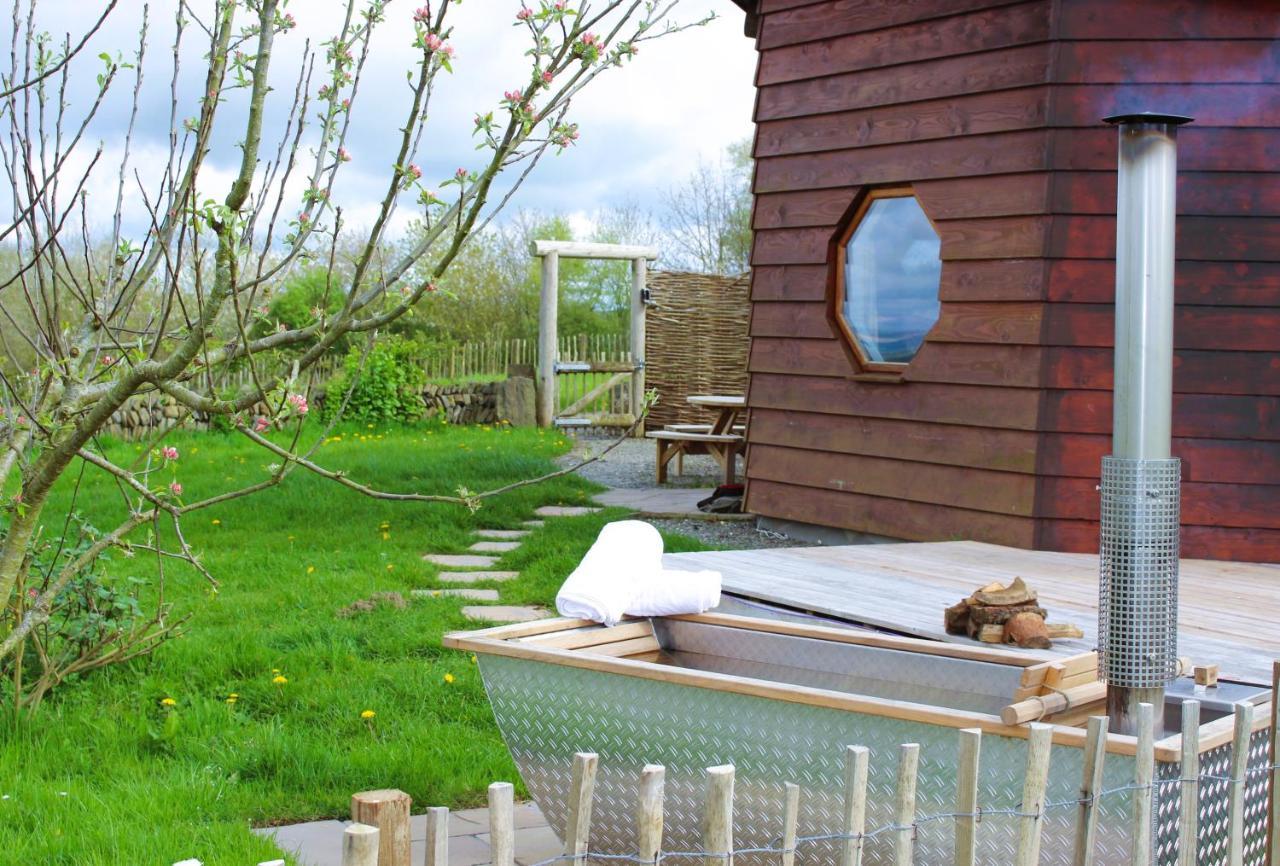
[
  {"left": 100, "top": 355, "right": 114, "bottom": 366},
  {"left": 442, "top": 44, "right": 455, "bottom": 59},
  {"left": 298, "top": 212, "right": 310, "bottom": 224},
  {"left": 504, "top": 88, "right": 523, "bottom": 103},
  {"left": 541, "top": 70, "right": 554, "bottom": 84},
  {"left": 162, "top": 446, "right": 179, "bottom": 461},
  {"left": 253, "top": 416, "right": 270, "bottom": 433},
  {"left": 282, "top": 13, "right": 296, "bottom": 29},
  {"left": 287, "top": 393, "right": 310, "bottom": 416},
  {"left": 516, "top": 6, "right": 532, "bottom": 20},
  {"left": 554, "top": 0, "right": 566, "bottom": 9},
  {"left": 581, "top": 32, "right": 600, "bottom": 47},
  {"left": 407, "top": 163, "right": 422, "bottom": 180},
  {"left": 337, "top": 146, "right": 351, "bottom": 162},
  {"left": 413, "top": 6, "right": 430, "bottom": 23},
  {"left": 423, "top": 33, "right": 443, "bottom": 51},
  {"left": 169, "top": 481, "right": 183, "bottom": 496},
  {"left": 341, "top": 98, "right": 351, "bottom": 110},
  {"left": 455, "top": 167, "right": 467, "bottom": 180}
]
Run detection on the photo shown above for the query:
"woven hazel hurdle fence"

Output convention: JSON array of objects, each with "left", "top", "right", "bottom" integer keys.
[
  {"left": 333, "top": 698, "right": 1280, "bottom": 866},
  {"left": 643, "top": 271, "right": 750, "bottom": 432}
]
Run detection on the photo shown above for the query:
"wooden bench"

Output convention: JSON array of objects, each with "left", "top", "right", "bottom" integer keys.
[{"left": 645, "top": 429, "right": 744, "bottom": 485}]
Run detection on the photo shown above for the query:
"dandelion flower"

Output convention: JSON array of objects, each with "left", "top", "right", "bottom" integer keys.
[
  {"left": 161, "top": 697, "right": 177, "bottom": 707},
  {"left": 470, "top": 654, "right": 478, "bottom": 664},
  {"left": 272, "top": 675, "right": 288, "bottom": 685},
  {"left": 212, "top": 519, "right": 221, "bottom": 526},
  {"left": 386, "top": 564, "right": 394, "bottom": 571},
  {"left": 443, "top": 673, "right": 455, "bottom": 684},
  {"left": 361, "top": 709, "right": 376, "bottom": 720},
  {"left": 306, "top": 565, "right": 315, "bottom": 574}
]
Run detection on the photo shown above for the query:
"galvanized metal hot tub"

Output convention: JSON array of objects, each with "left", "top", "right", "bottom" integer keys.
[{"left": 444, "top": 613, "right": 1274, "bottom": 866}]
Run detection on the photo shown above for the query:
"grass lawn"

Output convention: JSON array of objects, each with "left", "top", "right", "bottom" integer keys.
[{"left": 0, "top": 420, "right": 712, "bottom": 864}]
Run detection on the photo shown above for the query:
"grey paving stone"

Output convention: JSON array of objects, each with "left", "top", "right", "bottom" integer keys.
[
  {"left": 253, "top": 820, "right": 345, "bottom": 866},
  {"left": 476, "top": 826, "right": 563, "bottom": 866},
  {"left": 469, "top": 540, "right": 522, "bottom": 553},
  {"left": 475, "top": 529, "right": 531, "bottom": 540},
  {"left": 439, "top": 571, "right": 520, "bottom": 584},
  {"left": 461, "top": 605, "right": 551, "bottom": 623},
  {"left": 424, "top": 554, "right": 499, "bottom": 568},
  {"left": 533, "top": 505, "right": 601, "bottom": 518},
  {"left": 412, "top": 588, "right": 500, "bottom": 601},
  {"left": 408, "top": 810, "right": 486, "bottom": 840}
]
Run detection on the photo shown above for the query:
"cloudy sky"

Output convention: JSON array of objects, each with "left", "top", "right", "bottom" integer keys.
[{"left": 18, "top": 0, "right": 757, "bottom": 240}]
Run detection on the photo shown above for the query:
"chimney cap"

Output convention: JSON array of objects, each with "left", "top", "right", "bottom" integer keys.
[{"left": 1104, "top": 112, "right": 1194, "bottom": 126}]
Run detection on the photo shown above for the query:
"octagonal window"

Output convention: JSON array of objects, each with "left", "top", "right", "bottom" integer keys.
[{"left": 837, "top": 191, "right": 942, "bottom": 367}]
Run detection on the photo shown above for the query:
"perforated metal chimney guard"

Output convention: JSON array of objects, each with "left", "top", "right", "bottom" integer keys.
[{"left": 1098, "top": 456, "right": 1181, "bottom": 688}]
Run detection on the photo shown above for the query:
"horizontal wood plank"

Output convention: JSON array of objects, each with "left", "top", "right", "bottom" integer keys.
[
  {"left": 1037, "top": 476, "right": 1280, "bottom": 529},
  {"left": 1043, "top": 304, "right": 1280, "bottom": 352},
  {"left": 1054, "top": 40, "right": 1280, "bottom": 84},
  {"left": 1049, "top": 84, "right": 1280, "bottom": 129},
  {"left": 1044, "top": 347, "right": 1280, "bottom": 397},
  {"left": 1039, "top": 390, "right": 1280, "bottom": 440},
  {"left": 1056, "top": 0, "right": 1280, "bottom": 39},
  {"left": 1050, "top": 172, "right": 1280, "bottom": 218},
  {"left": 1053, "top": 128, "right": 1280, "bottom": 174},
  {"left": 1038, "top": 433, "right": 1280, "bottom": 486},
  {"left": 750, "top": 265, "right": 831, "bottom": 302},
  {"left": 758, "top": 0, "right": 1023, "bottom": 50},
  {"left": 1048, "top": 215, "right": 1280, "bottom": 263},
  {"left": 1046, "top": 259, "right": 1280, "bottom": 307}
]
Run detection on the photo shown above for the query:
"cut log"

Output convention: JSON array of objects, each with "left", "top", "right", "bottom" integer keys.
[
  {"left": 944, "top": 600, "right": 971, "bottom": 635},
  {"left": 1004, "top": 612, "right": 1052, "bottom": 650},
  {"left": 969, "top": 603, "right": 1048, "bottom": 627},
  {"left": 1045, "top": 623, "right": 1085, "bottom": 640},
  {"left": 977, "top": 624, "right": 1005, "bottom": 643},
  {"left": 972, "top": 577, "right": 1037, "bottom": 607}
]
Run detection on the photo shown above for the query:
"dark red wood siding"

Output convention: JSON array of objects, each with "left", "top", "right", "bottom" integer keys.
[
  {"left": 741, "top": 0, "right": 1280, "bottom": 561},
  {"left": 1032, "top": 0, "right": 1280, "bottom": 561}
]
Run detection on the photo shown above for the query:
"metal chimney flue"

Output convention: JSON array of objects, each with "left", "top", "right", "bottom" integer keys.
[{"left": 1098, "top": 112, "right": 1192, "bottom": 736}]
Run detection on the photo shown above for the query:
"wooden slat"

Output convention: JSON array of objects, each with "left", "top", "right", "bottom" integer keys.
[
  {"left": 704, "top": 766, "right": 735, "bottom": 866},
  {"left": 1047, "top": 258, "right": 1280, "bottom": 308},
  {"left": 522, "top": 621, "right": 654, "bottom": 649},
  {"left": 1073, "top": 716, "right": 1108, "bottom": 866},
  {"left": 563, "top": 753, "right": 598, "bottom": 862},
  {"left": 954, "top": 729, "right": 981, "bottom": 866},
  {"left": 758, "top": 0, "right": 1022, "bottom": 49},
  {"left": 1055, "top": 40, "right": 1280, "bottom": 84},
  {"left": 1056, "top": 0, "right": 1280, "bottom": 39},
  {"left": 1228, "top": 703, "right": 1254, "bottom": 866},
  {"left": 637, "top": 765, "right": 665, "bottom": 866},
  {"left": 893, "top": 744, "right": 920, "bottom": 866},
  {"left": 489, "top": 783, "right": 515, "bottom": 866},
  {"left": 1015, "top": 724, "right": 1053, "bottom": 866},
  {"left": 1178, "top": 701, "right": 1200, "bottom": 866},
  {"left": 579, "top": 636, "right": 661, "bottom": 658},
  {"left": 781, "top": 782, "right": 800, "bottom": 866},
  {"left": 1132, "top": 703, "right": 1155, "bottom": 866}
]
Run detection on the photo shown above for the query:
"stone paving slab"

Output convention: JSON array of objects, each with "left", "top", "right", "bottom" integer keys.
[
  {"left": 439, "top": 570, "right": 520, "bottom": 584},
  {"left": 476, "top": 529, "right": 531, "bottom": 540},
  {"left": 424, "top": 554, "right": 499, "bottom": 568},
  {"left": 533, "top": 505, "right": 601, "bottom": 518},
  {"left": 592, "top": 487, "right": 754, "bottom": 521},
  {"left": 469, "top": 540, "right": 522, "bottom": 553},
  {"left": 412, "top": 588, "right": 500, "bottom": 601},
  {"left": 462, "top": 605, "right": 551, "bottom": 623}
]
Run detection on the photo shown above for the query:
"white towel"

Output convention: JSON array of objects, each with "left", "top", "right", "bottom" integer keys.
[{"left": 555, "top": 520, "right": 722, "bottom": 625}]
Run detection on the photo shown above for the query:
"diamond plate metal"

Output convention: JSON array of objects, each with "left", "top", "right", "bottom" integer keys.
[
  {"left": 1099, "top": 457, "right": 1181, "bottom": 688},
  {"left": 478, "top": 654, "right": 1142, "bottom": 866}
]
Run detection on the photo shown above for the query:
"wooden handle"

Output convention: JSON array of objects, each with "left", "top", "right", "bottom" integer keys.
[{"left": 1002, "top": 681, "right": 1107, "bottom": 726}]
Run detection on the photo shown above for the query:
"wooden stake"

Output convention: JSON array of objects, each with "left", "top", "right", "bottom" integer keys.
[
  {"left": 705, "top": 765, "right": 735, "bottom": 866},
  {"left": 894, "top": 744, "right": 920, "bottom": 866},
  {"left": 1270, "top": 660, "right": 1280, "bottom": 866},
  {"left": 564, "top": 752, "right": 599, "bottom": 862},
  {"left": 489, "top": 782, "right": 515, "bottom": 866},
  {"left": 781, "top": 782, "right": 800, "bottom": 866},
  {"left": 954, "top": 729, "right": 981, "bottom": 866},
  {"left": 424, "top": 807, "right": 449, "bottom": 866},
  {"left": 1178, "top": 700, "right": 1200, "bottom": 866},
  {"left": 537, "top": 250, "right": 559, "bottom": 427},
  {"left": 841, "top": 745, "right": 870, "bottom": 866},
  {"left": 1228, "top": 702, "right": 1255, "bottom": 866},
  {"left": 1073, "top": 716, "right": 1108, "bottom": 866},
  {"left": 342, "top": 824, "right": 380, "bottom": 866},
  {"left": 630, "top": 256, "right": 647, "bottom": 437},
  {"left": 637, "top": 764, "right": 665, "bottom": 866},
  {"left": 1015, "top": 724, "right": 1053, "bottom": 866},
  {"left": 1132, "top": 703, "right": 1155, "bottom": 866},
  {"left": 351, "top": 789, "right": 412, "bottom": 866}
]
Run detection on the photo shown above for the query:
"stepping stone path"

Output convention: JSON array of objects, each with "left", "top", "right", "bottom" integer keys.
[
  {"left": 439, "top": 571, "right": 519, "bottom": 584},
  {"left": 469, "top": 541, "right": 521, "bottom": 553},
  {"left": 423, "top": 554, "right": 498, "bottom": 568},
  {"left": 418, "top": 505, "right": 601, "bottom": 624}
]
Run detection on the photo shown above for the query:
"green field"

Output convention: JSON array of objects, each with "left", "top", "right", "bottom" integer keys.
[{"left": 0, "top": 420, "right": 709, "bottom": 864}]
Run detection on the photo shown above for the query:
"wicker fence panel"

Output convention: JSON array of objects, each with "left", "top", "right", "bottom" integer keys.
[{"left": 644, "top": 270, "right": 751, "bottom": 431}]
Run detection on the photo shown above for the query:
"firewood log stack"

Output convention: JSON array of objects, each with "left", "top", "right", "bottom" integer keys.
[{"left": 944, "top": 577, "right": 1083, "bottom": 649}]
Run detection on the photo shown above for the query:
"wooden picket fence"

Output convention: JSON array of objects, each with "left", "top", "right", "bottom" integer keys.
[{"left": 331, "top": 696, "right": 1280, "bottom": 866}]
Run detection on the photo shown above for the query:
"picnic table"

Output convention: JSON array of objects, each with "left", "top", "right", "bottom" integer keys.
[{"left": 645, "top": 394, "right": 746, "bottom": 484}]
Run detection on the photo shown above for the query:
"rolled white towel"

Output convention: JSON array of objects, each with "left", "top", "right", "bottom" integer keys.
[
  {"left": 555, "top": 520, "right": 664, "bottom": 626},
  {"left": 625, "top": 568, "right": 721, "bottom": 618}
]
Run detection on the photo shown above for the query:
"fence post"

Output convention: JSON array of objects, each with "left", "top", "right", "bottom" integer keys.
[
  {"left": 894, "top": 743, "right": 920, "bottom": 866},
  {"left": 955, "top": 728, "right": 981, "bottom": 866},
  {"left": 425, "top": 807, "right": 448, "bottom": 866},
  {"left": 537, "top": 250, "right": 559, "bottom": 426},
  {"left": 705, "top": 765, "right": 735, "bottom": 866},
  {"left": 564, "top": 752, "right": 598, "bottom": 862},
  {"left": 1270, "top": 660, "right": 1280, "bottom": 866},
  {"left": 1179, "top": 700, "right": 1200, "bottom": 866},
  {"left": 841, "top": 745, "right": 869, "bottom": 866},
  {"left": 781, "top": 782, "right": 800, "bottom": 866},
  {"left": 1132, "top": 702, "right": 1155, "bottom": 866},
  {"left": 630, "top": 256, "right": 647, "bottom": 436},
  {"left": 343, "top": 824, "right": 380, "bottom": 866},
  {"left": 1229, "top": 702, "right": 1255, "bottom": 866},
  {"left": 1073, "top": 715, "right": 1108, "bottom": 866},
  {"left": 351, "top": 789, "right": 411, "bottom": 866},
  {"left": 1015, "top": 724, "right": 1053, "bottom": 866},
  {"left": 638, "top": 764, "right": 666, "bottom": 865},
  {"left": 489, "top": 782, "right": 515, "bottom": 866}
]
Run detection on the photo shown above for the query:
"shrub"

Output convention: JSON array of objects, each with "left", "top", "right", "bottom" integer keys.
[{"left": 323, "top": 339, "right": 428, "bottom": 423}]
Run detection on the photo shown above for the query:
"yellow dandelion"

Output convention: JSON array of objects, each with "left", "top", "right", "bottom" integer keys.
[
  {"left": 272, "top": 668, "right": 280, "bottom": 674},
  {"left": 360, "top": 709, "right": 376, "bottom": 720},
  {"left": 272, "top": 675, "right": 288, "bottom": 685},
  {"left": 470, "top": 654, "right": 478, "bottom": 664},
  {"left": 386, "top": 564, "right": 395, "bottom": 571},
  {"left": 160, "top": 697, "right": 176, "bottom": 707},
  {"left": 443, "top": 673, "right": 455, "bottom": 684},
  {"left": 381, "top": 532, "right": 390, "bottom": 541},
  {"left": 431, "top": 590, "right": 440, "bottom": 598},
  {"left": 306, "top": 565, "right": 315, "bottom": 574},
  {"left": 211, "top": 518, "right": 221, "bottom": 525},
  {"left": 226, "top": 695, "right": 238, "bottom": 705}
]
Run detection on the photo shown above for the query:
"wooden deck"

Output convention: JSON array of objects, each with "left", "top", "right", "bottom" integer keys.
[{"left": 663, "top": 540, "right": 1280, "bottom": 686}]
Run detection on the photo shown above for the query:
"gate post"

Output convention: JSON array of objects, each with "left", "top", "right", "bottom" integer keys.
[
  {"left": 630, "top": 256, "right": 647, "bottom": 436},
  {"left": 537, "top": 250, "right": 559, "bottom": 427}
]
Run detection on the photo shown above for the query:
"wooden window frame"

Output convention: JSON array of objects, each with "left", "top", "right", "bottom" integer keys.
[{"left": 828, "top": 185, "right": 942, "bottom": 379}]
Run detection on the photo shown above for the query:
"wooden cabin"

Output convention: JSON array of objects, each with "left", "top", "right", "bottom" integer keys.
[{"left": 727, "top": 0, "right": 1280, "bottom": 562}]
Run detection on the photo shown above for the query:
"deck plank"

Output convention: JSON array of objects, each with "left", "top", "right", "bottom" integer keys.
[{"left": 663, "top": 540, "right": 1280, "bottom": 685}]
